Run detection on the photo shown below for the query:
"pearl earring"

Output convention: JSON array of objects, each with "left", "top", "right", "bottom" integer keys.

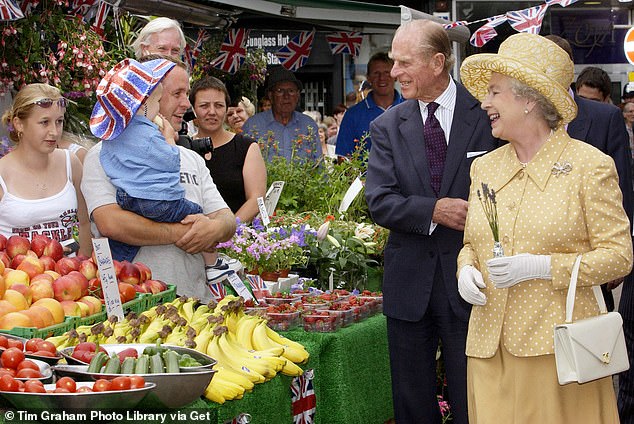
[{"left": 524, "top": 109, "right": 529, "bottom": 114}]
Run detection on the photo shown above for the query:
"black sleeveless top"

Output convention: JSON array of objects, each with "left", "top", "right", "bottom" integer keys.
[{"left": 205, "top": 133, "right": 255, "bottom": 213}]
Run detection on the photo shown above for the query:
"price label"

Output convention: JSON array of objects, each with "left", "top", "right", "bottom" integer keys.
[
  {"left": 257, "top": 197, "right": 270, "bottom": 227},
  {"left": 91, "top": 238, "right": 124, "bottom": 322},
  {"left": 226, "top": 272, "right": 254, "bottom": 302},
  {"left": 264, "top": 181, "right": 284, "bottom": 216},
  {"left": 338, "top": 176, "right": 363, "bottom": 214},
  {"left": 328, "top": 268, "right": 334, "bottom": 292}
]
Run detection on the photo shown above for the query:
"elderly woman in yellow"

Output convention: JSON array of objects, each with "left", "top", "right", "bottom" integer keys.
[{"left": 457, "top": 33, "right": 632, "bottom": 423}]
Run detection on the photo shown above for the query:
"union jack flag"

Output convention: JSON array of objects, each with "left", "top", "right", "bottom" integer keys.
[
  {"left": 68, "top": 0, "right": 96, "bottom": 21},
  {"left": 207, "top": 281, "right": 227, "bottom": 301},
  {"left": 470, "top": 15, "right": 507, "bottom": 47},
  {"left": 506, "top": 4, "right": 549, "bottom": 34},
  {"left": 0, "top": 0, "right": 24, "bottom": 20},
  {"left": 276, "top": 29, "right": 315, "bottom": 72},
  {"left": 19, "top": 0, "right": 38, "bottom": 15},
  {"left": 325, "top": 31, "right": 363, "bottom": 57},
  {"left": 291, "top": 369, "right": 316, "bottom": 424},
  {"left": 545, "top": 0, "right": 579, "bottom": 6},
  {"left": 443, "top": 21, "right": 468, "bottom": 30},
  {"left": 90, "top": 0, "right": 110, "bottom": 37},
  {"left": 246, "top": 274, "right": 264, "bottom": 291},
  {"left": 183, "top": 29, "right": 210, "bottom": 71},
  {"left": 210, "top": 28, "right": 250, "bottom": 74}
]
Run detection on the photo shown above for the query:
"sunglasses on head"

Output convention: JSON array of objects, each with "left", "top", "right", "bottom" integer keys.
[{"left": 31, "top": 98, "right": 69, "bottom": 108}]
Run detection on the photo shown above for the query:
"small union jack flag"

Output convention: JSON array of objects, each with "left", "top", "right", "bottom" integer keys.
[
  {"left": 545, "top": 0, "right": 579, "bottom": 7},
  {"left": 291, "top": 369, "right": 316, "bottom": 424},
  {"left": 470, "top": 15, "right": 506, "bottom": 47},
  {"left": 0, "top": 0, "right": 24, "bottom": 21},
  {"left": 506, "top": 4, "right": 549, "bottom": 35},
  {"left": 276, "top": 29, "right": 315, "bottom": 72},
  {"left": 207, "top": 281, "right": 227, "bottom": 301},
  {"left": 211, "top": 28, "right": 250, "bottom": 74},
  {"left": 19, "top": 0, "right": 38, "bottom": 15},
  {"left": 90, "top": 0, "right": 110, "bottom": 37},
  {"left": 443, "top": 21, "right": 468, "bottom": 30},
  {"left": 325, "top": 31, "right": 363, "bottom": 57},
  {"left": 183, "top": 29, "right": 210, "bottom": 71},
  {"left": 69, "top": 0, "right": 96, "bottom": 19}
]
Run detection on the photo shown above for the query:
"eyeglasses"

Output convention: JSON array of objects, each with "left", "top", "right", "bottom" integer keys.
[
  {"left": 273, "top": 88, "right": 299, "bottom": 96},
  {"left": 30, "top": 98, "right": 69, "bottom": 108}
]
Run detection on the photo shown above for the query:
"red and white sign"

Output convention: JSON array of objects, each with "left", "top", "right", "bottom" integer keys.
[{"left": 625, "top": 27, "right": 634, "bottom": 66}]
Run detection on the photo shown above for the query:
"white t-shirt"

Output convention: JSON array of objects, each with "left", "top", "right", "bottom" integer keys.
[{"left": 81, "top": 143, "right": 229, "bottom": 302}]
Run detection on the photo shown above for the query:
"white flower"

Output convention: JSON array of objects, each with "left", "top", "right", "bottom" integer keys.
[
  {"left": 316, "top": 221, "right": 330, "bottom": 241},
  {"left": 354, "top": 223, "right": 375, "bottom": 240}
]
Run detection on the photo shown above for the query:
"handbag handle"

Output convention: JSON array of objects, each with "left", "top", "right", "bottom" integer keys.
[{"left": 565, "top": 255, "right": 608, "bottom": 323}]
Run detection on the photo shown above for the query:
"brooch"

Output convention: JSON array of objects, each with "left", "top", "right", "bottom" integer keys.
[{"left": 551, "top": 161, "right": 572, "bottom": 176}]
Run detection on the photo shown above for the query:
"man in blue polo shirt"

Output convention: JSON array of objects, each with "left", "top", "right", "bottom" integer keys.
[
  {"left": 335, "top": 52, "right": 403, "bottom": 157},
  {"left": 243, "top": 66, "right": 321, "bottom": 162}
]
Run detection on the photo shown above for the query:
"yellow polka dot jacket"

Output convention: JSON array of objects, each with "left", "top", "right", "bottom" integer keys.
[{"left": 458, "top": 127, "right": 633, "bottom": 358}]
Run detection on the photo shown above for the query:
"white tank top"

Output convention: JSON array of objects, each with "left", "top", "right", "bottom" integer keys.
[{"left": 0, "top": 150, "right": 79, "bottom": 242}]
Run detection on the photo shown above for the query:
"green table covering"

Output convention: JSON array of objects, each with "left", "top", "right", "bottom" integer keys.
[{"left": 0, "top": 315, "right": 392, "bottom": 424}]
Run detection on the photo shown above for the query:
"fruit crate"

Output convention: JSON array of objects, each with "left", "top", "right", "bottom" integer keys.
[
  {"left": 76, "top": 309, "right": 107, "bottom": 327},
  {"left": 0, "top": 316, "right": 76, "bottom": 339},
  {"left": 266, "top": 311, "right": 301, "bottom": 331},
  {"left": 124, "top": 294, "right": 148, "bottom": 315},
  {"left": 141, "top": 284, "right": 177, "bottom": 311}
]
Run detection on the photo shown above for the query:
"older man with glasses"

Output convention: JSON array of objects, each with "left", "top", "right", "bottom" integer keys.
[{"left": 242, "top": 66, "right": 321, "bottom": 161}]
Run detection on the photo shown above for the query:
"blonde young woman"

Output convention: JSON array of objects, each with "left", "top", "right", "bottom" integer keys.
[
  {"left": 0, "top": 83, "right": 91, "bottom": 256},
  {"left": 458, "top": 33, "right": 632, "bottom": 423}
]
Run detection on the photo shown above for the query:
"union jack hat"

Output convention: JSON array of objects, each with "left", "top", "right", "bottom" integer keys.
[{"left": 90, "top": 58, "right": 175, "bottom": 140}]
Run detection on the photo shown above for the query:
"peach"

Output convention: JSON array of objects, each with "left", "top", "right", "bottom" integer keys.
[
  {"left": 59, "top": 300, "right": 82, "bottom": 317},
  {"left": 0, "top": 274, "right": 5, "bottom": 299},
  {"left": 4, "top": 269, "right": 29, "bottom": 288},
  {"left": 54, "top": 257, "right": 78, "bottom": 276},
  {"left": 18, "top": 309, "right": 44, "bottom": 328},
  {"left": 26, "top": 305, "right": 54, "bottom": 328},
  {"left": 0, "top": 252, "right": 9, "bottom": 269},
  {"left": 16, "top": 256, "right": 44, "bottom": 280},
  {"left": 66, "top": 271, "right": 89, "bottom": 297},
  {"left": 43, "top": 239, "right": 64, "bottom": 261},
  {"left": 78, "top": 295, "right": 102, "bottom": 315},
  {"left": 79, "top": 260, "right": 98, "bottom": 281},
  {"left": 9, "top": 254, "right": 25, "bottom": 269},
  {"left": 0, "top": 234, "right": 6, "bottom": 251},
  {"left": 118, "top": 261, "right": 141, "bottom": 285},
  {"left": 5, "top": 235, "right": 30, "bottom": 259},
  {"left": 0, "top": 311, "right": 32, "bottom": 329},
  {"left": 44, "top": 270, "right": 61, "bottom": 280},
  {"left": 30, "top": 279, "right": 54, "bottom": 302},
  {"left": 144, "top": 279, "right": 168, "bottom": 294},
  {"left": 3, "top": 289, "right": 28, "bottom": 310},
  {"left": 39, "top": 255, "right": 56, "bottom": 272},
  {"left": 30, "top": 273, "right": 53, "bottom": 284},
  {"left": 52, "top": 274, "right": 82, "bottom": 301},
  {"left": 30, "top": 234, "right": 50, "bottom": 257},
  {"left": 0, "top": 300, "right": 18, "bottom": 318},
  {"left": 76, "top": 301, "right": 90, "bottom": 317},
  {"left": 135, "top": 262, "right": 152, "bottom": 282},
  {"left": 0, "top": 260, "right": 4, "bottom": 276},
  {"left": 32, "top": 298, "right": 64, "bottom": 324},
  {"left": 10, "top": 284, "right": 32, "bottom": 306}
]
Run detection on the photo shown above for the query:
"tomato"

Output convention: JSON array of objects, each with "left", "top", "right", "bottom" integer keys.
[
  {"left": 54, "top": 387, "right": 70, "bottom": 393},
  {"left": 0, "top": 336, "right": 8, "bottom": 349},
  {"left": 16, "top": 360, "right": 39, "bottom": 372},
  {"left": 25, "top": 338, "right": 44, "bottom": 353},
  {"left": 15, "top": 379, "right": 24, "bottom": 392},
  {"left": 0, "top": 368, "right": 14, "bottom": 378},
  {"left": 6, "top": 339, "right": 23, "bottom": 350},
  {"left": 55, "top": 376, "right": 76, "bottom": 393},
  {"left": 76, "top": 386, "right": 93, "bottom": 393},
  {"left": 24, "top": 380, "right": 45, "bottom": 393},
  {"left": 1, "top": 347, "right": 25, "bottom": 369},
  {"left": 0, "top": 374, "right": 18, "bottom": 392},
  {"left": 30, "top": 350, "right": 55, "bottom": 357},
  {"left": 129, "top": 376, "right": 145, "bottom": 389},
  {"left": 117, "top": 348, "right": 137, "bottom": 364},
  {"left": 92, "top": 379, "right": 112, "bottom": 392},
  {"left": 109, "top": 376, "right": 131, "bottom": 391},
  {"left": 16, "top": 368, "right": 42, "bottom": 379},
  {"left": 35, "top": 341, "right": 56, "bottom": 355}
]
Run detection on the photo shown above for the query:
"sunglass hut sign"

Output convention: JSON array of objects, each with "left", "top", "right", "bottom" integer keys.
[{"left": 247, "top": 31, "right": 292, "bottom": 65}]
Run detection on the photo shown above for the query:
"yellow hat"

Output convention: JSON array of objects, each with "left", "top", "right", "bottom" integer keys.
[{"left": 460, "top": 33, "right": 577, "bottom": 124}]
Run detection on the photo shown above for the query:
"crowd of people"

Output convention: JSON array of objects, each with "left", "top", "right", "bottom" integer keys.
[{"left": 2, "top": 13, "right": 634, "bottom": 424}]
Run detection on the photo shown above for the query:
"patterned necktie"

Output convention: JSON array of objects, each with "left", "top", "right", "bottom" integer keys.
[{"left": 423, "top": 102, "right": 447, "bottom": 195}]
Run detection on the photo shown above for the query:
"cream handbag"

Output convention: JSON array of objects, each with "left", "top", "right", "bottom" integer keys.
[{"left": 554, "top": 255, "right": 629, "bottom": 385}]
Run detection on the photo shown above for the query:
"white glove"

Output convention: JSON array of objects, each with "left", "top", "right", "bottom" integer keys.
[
  {"left": 458, "top": 265, "right": 487, "bottom": 306},
  {"left": 486, "top": 253, "right": 551, "bottom": 289}
]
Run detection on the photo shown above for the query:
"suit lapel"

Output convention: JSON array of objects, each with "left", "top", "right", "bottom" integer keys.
[
  {"left": 439, "top": 84, "right": 481, "bottom": 196},
  {"left": 398, "top": 100, "right": 431, "bottom": 190}
]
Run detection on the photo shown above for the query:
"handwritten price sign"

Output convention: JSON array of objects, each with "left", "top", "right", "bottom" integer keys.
[{"left": 91, "top": 238, "right": 124, "bottom": 321}]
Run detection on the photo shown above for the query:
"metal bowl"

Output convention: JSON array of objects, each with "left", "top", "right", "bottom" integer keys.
[
  {"left": 0, "top": 333, "right": 62, "bottom": 365},
  {"left": 15, "top": 358, "right": 53, "bottom": 384},
  {"left": 0, "top": 381, "right": 155, "bottom": 410}
]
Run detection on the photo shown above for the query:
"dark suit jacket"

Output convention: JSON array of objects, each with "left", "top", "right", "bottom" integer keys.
[
  {"left": 568, "top": 94, "right": 633, "bottom": 221},
  {"left": 365, "top": 83, "right": 498, "bottom": 322}
]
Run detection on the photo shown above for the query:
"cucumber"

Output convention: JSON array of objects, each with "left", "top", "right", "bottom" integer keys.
[
  {"left": 149, "top": 352, "right": 164, "bottom": 373},
  {"left": 120, "top": 356, "right": 136, "bottom": 374},
  {"left": 162, "top": 350, "right": 180, "bottom": 374},
  {"left": 135, "top": 354, "right": 149, "bottom": 374},
  {"left": 103, "top": 354, "right": 121, "bottom": 374},
  {"left": 87, "top": 352, "right": 108, "bottom": 373}
]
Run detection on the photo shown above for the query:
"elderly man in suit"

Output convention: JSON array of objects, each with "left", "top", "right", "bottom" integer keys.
[{"left": 365, "top": 20, "right": 498, "bottom": 424}]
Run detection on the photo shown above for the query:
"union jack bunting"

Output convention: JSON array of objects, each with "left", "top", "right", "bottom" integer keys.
[
  {"left": 183, "top": 29, "right": 210, "bottom": 71},
  {"left": 207, "top": 281, "right": 227, "bottom": 301},
  {"left": 275, "top": 29, "right": 315, "bottom": 72},
  {"left": 545, "top": 0, "right": 579, "bottom": 6},
  {"left": 506, "top": 4, "right": 549, "bottom": 34},
  {"left": 210, "top": 28, "right": 250, "bottom": 74},
  {"left": 470, "top": 15, "right": 507, "bottom": 47},
  {"left": 68, "top": 0, "right": 96, "bottom": 21},
  {"left": 0, "top": 0, "right": 24, "bottom": 21},
  {"left": 90, "top": 0, "right": 110, "bottom": 37},
  {"left": 19, "top": 0, "right": 38, "bottom": 15},
  {"left": 291, "top": 369, "right": 316, "bottom": 424},
  {"left": 443, "top": 21, "right": 468, "bottom": 30},
  {"left": 325, "top": 31, "right": 363, "bottom": 57}
]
